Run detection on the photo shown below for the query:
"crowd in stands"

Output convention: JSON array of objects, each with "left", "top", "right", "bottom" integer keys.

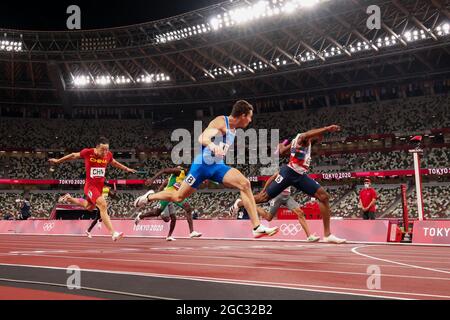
[
  {"left": 333, "top": 187, "right": 401, "bottom": 218},
  {"left": 1, "top": 146, "right": 448, "bottom": 180},
  {"left": 1, "top": 94, "right": 449, "bottom": 221},
  {"left": 390, "top": 185, "right": 450, "bottom": 219},
  {"left": 312, "top": 148, "right": 449, "bottom": 173},
  {"left": 0, "top": 95, "right": 448, "bottom": 151}
]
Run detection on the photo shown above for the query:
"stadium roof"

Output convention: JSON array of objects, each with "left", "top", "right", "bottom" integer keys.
[{"left": 0, "top": 0, "right": 449, "bottom": 108}]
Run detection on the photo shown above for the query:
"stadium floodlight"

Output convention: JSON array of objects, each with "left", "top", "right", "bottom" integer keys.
[
  {"left": 73, "top": 75, "right": 91, "bottom": 86},
  {"left": 282, "top": 1, "right": 297, "bottom": 14},
  {"left": 444, "top": 23, "right": 450, "bottom": 33},
  {"left": 209, "top": 17, "right": 221, "bottom": 30},
  {"left": 403, "top": 29, "right": 429, "bottom": 42},
  {"left": 156, "top": 0, "right": 328, "bottom": 43},
  {"left": 95, "top": 76, "right": 112, "bottom": 86},
  {"left": 321, "top": 46, "right": 342, "bottom": 58},
  {"left": 74, "top": 73, "right": 170, "bottom": 87},
  {"left": 0, "top": 39, "right": 23, "bottom": 52},
  {"left": 299, "top": 0, "right": 319, "bottom": 8}
]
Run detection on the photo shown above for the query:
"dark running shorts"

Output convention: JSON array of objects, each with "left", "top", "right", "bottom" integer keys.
[{"left": 266, "top": 165, "right": 321, "bottom": 200}]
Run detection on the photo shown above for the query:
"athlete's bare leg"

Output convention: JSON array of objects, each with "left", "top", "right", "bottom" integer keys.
[
  {"left": 59, "top": 194, "right": 96, "bottom": 211},
  {"left": 236, "top": 190, "right": 271, "bottom": 208},
  {"left": 167, "top": 215, "right": 177, "bottom": 237},
  {"left": 256, "top": 206, "right": 272, "bottom": 221},
  {"left": 293, "top": 208, "right": 312, "bottom": 237},
  {"left": 255, "top": 205, "right": 312, "bottom": 238},
  {"left": 95, "top": 196, "right": 114, "bottom": 235},
  {"left": 146, "top": 181, "right": 196, "bottom": 204},
  {"left": 314, "top": 187, "right": 331, "bottom": 237},
  {"left": 182, "top": 203, "right": 194, "bottom": 233},
  {"left": 222, "top": 168, "right": 261, "bottom": 229},
  {"left": 87, "top": 218, "right": 100, "bottom": 233},
  {"left": 139, "top": 208, "right": 163, "bottom": 219}
]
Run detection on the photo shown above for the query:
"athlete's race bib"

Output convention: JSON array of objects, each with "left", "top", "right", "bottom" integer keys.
[
  {"left": 185, "top": 174, "right": 196, "bottom": 186},
  {"left": 90, "top": 167, "right": 106, "bottom": 178},
  {"left": 275, "top": 175, "right": 284, "bottom": 184},
  {"left": 218, "top": 141, "right": 231, "bottom": 154}
]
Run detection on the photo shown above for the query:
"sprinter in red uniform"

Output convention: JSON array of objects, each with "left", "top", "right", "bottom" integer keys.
[{"left": 49, "top": 137, "right": 136, "bottom": 241}]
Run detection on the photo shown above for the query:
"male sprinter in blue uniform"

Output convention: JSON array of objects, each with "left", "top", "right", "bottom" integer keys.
[
  {"left": 231, "top": 125, "right": 346, "bottom": 243},
  {"left": 134, "top": 100, "right": 278, "bottom": 238}
]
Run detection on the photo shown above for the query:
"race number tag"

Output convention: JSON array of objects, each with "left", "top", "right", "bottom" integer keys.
[
  {"left": 275, "top": 175, "right": 284, "bottom": 184},
  {"left": 218, "top": 142, "right": 230, "bottom": 154},
  {"left": 90, "top": 167, "right": 106, "bottom": 178},
  {"left": 185, "top": 174, "right": 196, "bottom": 186}
]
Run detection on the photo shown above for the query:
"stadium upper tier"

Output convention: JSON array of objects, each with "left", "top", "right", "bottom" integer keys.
[
  {"left": 0, "top": 95, "right": 448, "bottom": 151},
  {"left": 0, "top": 0, "right": 449, "bottom": 106}
]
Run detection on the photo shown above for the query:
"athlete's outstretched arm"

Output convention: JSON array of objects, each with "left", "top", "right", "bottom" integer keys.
[
  {"left": 111, "top": 159, "right": 136, "bottom": 173},
  {"left": 48, "top": 152, "right": 81, "bottom": 165},
  {"left": 145, "top": 168, "right": 182, "bottom": 186},
  {"left": 158, "top": 179, "right": 169, "bottom": 192},
  {"left": 299, "top": 125, "right": 341, "bottom": 143},
  {"left": 278, "top": 142, "right": 291, "bottom": 157}
]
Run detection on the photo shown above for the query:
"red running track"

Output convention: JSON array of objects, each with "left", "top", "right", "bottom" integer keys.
[{"left": 0, "top": 234, "right": 449, "bottom": 300}]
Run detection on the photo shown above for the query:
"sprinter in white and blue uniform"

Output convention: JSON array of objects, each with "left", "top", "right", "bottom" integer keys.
[
  {"left": 231, "top": 125, "right": 346, "bottom": 244},
  {"left": 134, "top": 100, "right": 279, "bottom": 238},
  {"left": 187, "top": 115, "right": 236, "bottom": 189}
]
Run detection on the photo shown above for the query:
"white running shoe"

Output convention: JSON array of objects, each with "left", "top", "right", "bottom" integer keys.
[
  {"left": 252, "top": 225, "right": 279, "bottom": 238},
  {"left": 306, "top": 234, "right": 320, "bottom": 242},
  {"left": 58, "top": 193, "right": 71, "bottom": 203},
  {"left": 112, "top": 231, "right": 124, "bottom": 241},
  {"left": 323, "top": 234, "right": 346, "bottom": 244},
  {"left": 229, "top": 199, "right": 242, "bottom": 215},
  {"left": 133, "top": 190, "right": 155, "bottom": 208},
  {"left": 134, "top": 212, "right": 142, "bottom": 225},
  {"left": 189, "top": 231, "right": 202, "bottom": 238},
  {"left": 85, "top": 231, "right": 92, "bottom": 239},
  {"left": 166, "top": 236, "right": 176, "bottom": 241}
]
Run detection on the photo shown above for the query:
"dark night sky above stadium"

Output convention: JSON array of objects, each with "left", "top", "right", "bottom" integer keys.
[{"left": 1, "top": 0, "right": 224, "bottom": 30}]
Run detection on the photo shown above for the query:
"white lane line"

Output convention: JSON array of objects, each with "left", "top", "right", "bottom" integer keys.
[
  {"left": 351, "top": 245, "right": 450, "bottom": 275},
  {"left": 3, "top": 249, "right": 450, "bottom": 270},
  {"left": 0, "top": 277, "right": 176, "bottom": 300},
  {"left": 0, "top": 263, "right": 412, "bottom": 300},
  {"left": 1, "top": 252, "right": 449, "bottom": 282}
]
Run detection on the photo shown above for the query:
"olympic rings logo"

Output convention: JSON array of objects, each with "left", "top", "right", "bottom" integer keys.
[
  {"left": 279, "top": 223, "right": 302, "bottom": 236},
  {"left": 43, "top": 223, "right": 55, "bottom": 232}
]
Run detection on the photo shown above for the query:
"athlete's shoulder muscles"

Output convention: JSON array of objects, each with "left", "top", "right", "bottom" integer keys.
[
  {"left": 294, "top": 133, "right": 307, "bottom": 146},
  {"left": 208, "top": 116, "right": 226, "bottom": 131},
  {"left": 79, "top": 148, "right": 91, "bottom": 158},
  {"left": 199, "top": 116, "right": 225, "bottom": 144}
]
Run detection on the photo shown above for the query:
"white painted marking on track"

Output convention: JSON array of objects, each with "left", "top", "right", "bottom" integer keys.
[
  {"left": 3, "top": 252, "right": 449, "bottom": 282},
  {"left": 2, "top": 249, "right": 450, "bottom": 270},
  {"left": 9, "top": 250, "right": 68, "bottom": 255},
  {"left": 0, "top": 277, "right": 176, "bottom": 300},
  {"left": 0, "top": 263, "right": 414, "bottom": 300},
  {"left": 351, "top": 245, "right": 450, "bottom": 275}
]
